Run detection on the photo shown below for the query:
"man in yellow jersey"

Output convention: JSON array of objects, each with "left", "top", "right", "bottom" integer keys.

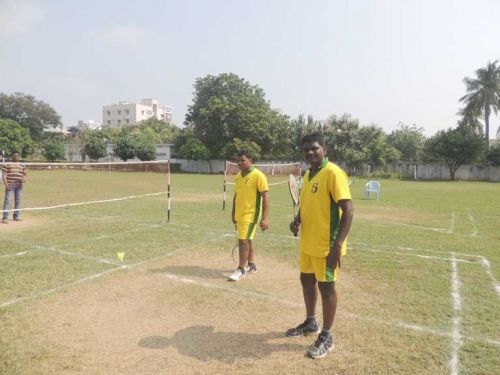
[
  {"left": 229, "top": 150, "right": 270, "bottom": 281},
  {"left": 287, "top": 133, "right": 354, "bottom": 359}
]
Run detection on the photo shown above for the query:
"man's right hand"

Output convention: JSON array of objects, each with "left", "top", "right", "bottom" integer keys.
[{"left": 289, "top": 220, "right": 299, "bottom": 236}]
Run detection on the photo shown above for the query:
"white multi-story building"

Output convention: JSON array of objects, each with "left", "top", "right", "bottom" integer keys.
[
  {"left": 102, "top": 98, "right": 173, "bottom": 128},
  {"left": 74, "top": 120, "right": 101, "bottom": 132}
]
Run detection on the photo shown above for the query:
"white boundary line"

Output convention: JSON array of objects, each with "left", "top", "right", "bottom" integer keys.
[
  {"left": 159, "top": 271, "right": 500, "bottom": 347},
  {"left": 350, "top": 246, "right": 478, "bottom": 264},
  {"left": 448, "top": 210, "right": 456, "bottom": 234},
  {"left": 1, "top": 191, "right": 166, "bottom": 214},
  {"left": 479, "top": 257, "right": 500, "bottom": 299},
  {"left": 4, "top": 238, "right": 123, "bottom": 266},
  {"left": 350, "top": 241, "right": 485, "bottom": 260},
  {"left": 467, "top": 209, "right": 478, "bottom": 237},
  {"left": 0, "top": 251, "right": 27, "bottom": 259},
  {"left": 0, "top": 266, "right": 126, "bottom": 308},
  {"left": 449, "top": 253, "right": 463, "bottom": 375}
]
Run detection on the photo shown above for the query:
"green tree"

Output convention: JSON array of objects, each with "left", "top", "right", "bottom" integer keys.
[
  {"left": 387, "top": 122, "right": 425, "bottom": 162},
  {"left": 323, "top": 114, "right": 364, "bottom": 173},
  {"left": 113, "top": 135, "right": 136, "bottom": 161},
  {"left": 289, "top": 114, "right": 323, "bottom": 160},
  {"left": 220, "top": 138, "right": 262, "bottom": 160},
  {"left": 0, "top": 92, "right": 61, "bottom": 141},
  {"left": 423, "top": 127, "right": 485, "bottom": 180},
  {"left": 178, "top": 136, "right": 210, "bottom": 160},
  {"left": 358, "top": 125, "right": 401, "bottom": 170},
  {"left": 0, "top": 118, "right": 34, "bottom": 157},
  {"left": 137, "top": 117, "right": 180, "bottom": 144},
  {"left": 486, "top": 143, "right": 500, "bottom": 165},
  {"left": 41, "top": 136, "right": 65, "bottom": 161},
  {"left": 135, "top": 134, "right": 156, "bottom": 161},
  {"left": 84, "top": 131, "right": 108, "bottom": 161},
  {"left": 459, "top": 61, "right": 500, "bottom": 142},
  {"left": 185, "top": 73, "right": 288, "bottom": 159}
]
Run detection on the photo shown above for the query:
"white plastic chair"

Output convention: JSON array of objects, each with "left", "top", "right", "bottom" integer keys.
[{"left": 364, "top": 180, "right": 380, "bottom": 200}]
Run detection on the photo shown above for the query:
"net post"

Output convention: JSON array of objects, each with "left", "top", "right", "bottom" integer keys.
[
  {"left": 223, "top": 160, "right": 227, "bottom": 210},
  {"left": 167, "top": 160, "right": 171, "bottom": 222}
]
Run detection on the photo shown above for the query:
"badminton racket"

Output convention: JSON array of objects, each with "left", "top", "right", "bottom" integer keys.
[{"left": 288, "top": 174, "right": 300, "bottom": 237}]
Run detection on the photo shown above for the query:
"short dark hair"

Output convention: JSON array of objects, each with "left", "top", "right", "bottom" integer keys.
[
  {"left": 237, "top": 150, "right": 253, "bottom": 160},
  {"left": 301, "top": 132, "right": 325, "bottom": 148}
]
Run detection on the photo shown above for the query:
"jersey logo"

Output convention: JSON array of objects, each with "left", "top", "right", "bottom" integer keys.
[{"left": 311, "top": 183, "right": 319, "bottom": 193}]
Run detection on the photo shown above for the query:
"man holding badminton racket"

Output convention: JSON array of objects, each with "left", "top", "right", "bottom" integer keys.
[
  {"left": 287, "top": 133, "right": 353, "bottom": 359},
  {"left": 229, "top": 150, "right": 269, "bottom": 281}
]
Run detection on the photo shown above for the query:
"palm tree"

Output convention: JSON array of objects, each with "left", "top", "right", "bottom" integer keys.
[{"left": 460, "top": 60, "right": 500, "bottom": 142}]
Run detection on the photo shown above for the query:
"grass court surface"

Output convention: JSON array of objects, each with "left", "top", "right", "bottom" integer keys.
[{"left": 1, "top": 170, "right": 499, "bottom": 374}]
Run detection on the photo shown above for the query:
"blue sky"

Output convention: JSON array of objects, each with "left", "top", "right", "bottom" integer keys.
[{"left": 1, "top": 0, "right": 499, "bottom": 137}]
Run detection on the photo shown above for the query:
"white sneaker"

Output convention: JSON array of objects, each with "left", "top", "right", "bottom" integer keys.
[{"left": 228, "top": 267, "right": 247, "bottom": 281}]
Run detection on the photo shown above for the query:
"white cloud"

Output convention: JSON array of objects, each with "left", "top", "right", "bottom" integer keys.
[
  {"left": 101, "top": 26, "right": 145, "bottom": 46},
  {"left": 0, "top": 0, "right": 44, "bottom": 40}
]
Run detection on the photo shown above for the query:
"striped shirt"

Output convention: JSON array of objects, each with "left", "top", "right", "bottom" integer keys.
[{"left": 2, "top": 163, "right": 27, "bottom": 186}]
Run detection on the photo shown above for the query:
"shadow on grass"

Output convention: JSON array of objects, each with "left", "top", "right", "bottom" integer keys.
[
  {"left": 149, "top": 265, "right": 231, "bottom": 279},
  {"left": 138, "top": 325, "right": 304, "bottom": 363}
]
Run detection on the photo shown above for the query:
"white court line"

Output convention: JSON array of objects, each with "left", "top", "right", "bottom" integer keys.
[
  {"left": 159, "top": 271, "right": 500, "bottom": 347},
  {"left": 479, "top": 257, "right": 500, "bottom": 300},
  {"left": 356, "top": 218, "right": 451, "bottom": 233},
  {"left": 0, "top": 266, "right": 126, "bottom": 308},
  {"left": 449, "top": 253, "right": 463, "bottom": 375},
  {"left": 467, "top": 209, "right": 478, "bottom": 237},
  {"left": 0, "top": 191, "right": 166, "bottom": 214},
  {"left": 351, "top": 241, "right": 485, "bottom": 260},
  {"left": 351, "top": 242, "right": 500, "bottom": 300},
  {"left": 0, "top": 251, "right": 27, "bottom": 259},
  {"left": 350, "top": 246, "right": 478, "bottom": 264},
  {"left": 4, "top": 238, "right": 122, "bottom": 266},
  {"left": 448, "top": 210, "right": 456, "bottom": 234}
]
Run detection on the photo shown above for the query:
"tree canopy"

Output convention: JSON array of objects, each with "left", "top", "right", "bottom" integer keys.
[
  {"left": 185, "top": 73, "right": 293, "bottom": 160},
  {"left": 0, "top": 92, "right": 61, "bottom": 141},
  {"left": 459, "top": 60, "right": 500, "bottom": 141},
  {"left": 423, "top": 127, "right": 485, "bottom": 180},
  {"left": 0, "top": 118, "right": 34, "bottom": 157}
]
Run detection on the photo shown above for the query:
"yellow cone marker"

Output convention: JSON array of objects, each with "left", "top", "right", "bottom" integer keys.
[{"left": 117, "top": 252, "right": 125, "bottom": 261}]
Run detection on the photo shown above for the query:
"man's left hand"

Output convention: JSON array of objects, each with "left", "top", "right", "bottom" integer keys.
[
  {"left": 327, "top": 244, "right": 342, "bottom": 269},
  {"left": 260, "top": 218, "right": 269, "bottom": 231}
]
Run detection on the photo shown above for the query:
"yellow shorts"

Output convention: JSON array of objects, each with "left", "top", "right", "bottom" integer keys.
[
  {"left": 237, "top": 222, "right": 258, "bottom": 240},
  {"left": 300, "top": 252, "right": 340, "bottom": 282}
]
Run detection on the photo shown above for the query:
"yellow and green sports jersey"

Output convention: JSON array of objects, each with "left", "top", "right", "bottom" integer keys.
[
  {"left": 299, "top": 159, "right": 351, "bottom": 257},
  {"left": 234, "top": 167, "right": 269, "bottom": 224}
]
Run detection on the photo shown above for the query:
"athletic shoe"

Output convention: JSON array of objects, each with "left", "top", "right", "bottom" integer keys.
[
  {"left": 245, "top": 263, "right": 257, "bottom": 274},
  {"left": 228, "top": 267, "right": 247, "bottom": 281},
  {"left": 13, "top": 218, "right": 21, "bottom": 221},
  {"left": 306, "top": 332, "right": 334, "bottom": 359},
  {"left": 1, "top": 218, "right": 8, "bottom": 224},
  {"left": 286, "top": 319, "right": 320, "bottom": 337}
]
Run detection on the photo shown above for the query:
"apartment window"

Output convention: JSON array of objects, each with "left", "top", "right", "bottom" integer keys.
[
  {"left": 125, "top": 119, "right": 130, "bottom": 124},
  {"left": 117, "top": 119, "right": 121, "bottom": 124},
  {"left": 125, "top": 110, "right": 130, "bottom": 115},
  {"left": 117, "top": 110, "right": 121, "bottom": 115},
  {"left": 107, "top": 120, "right": 111, "bottom": 125},
  {"left": 141, "top": 110, "right": 145, "bottom": 115},
  {"left": 107, "top": 111, "right": 111, "bottom": 115}
]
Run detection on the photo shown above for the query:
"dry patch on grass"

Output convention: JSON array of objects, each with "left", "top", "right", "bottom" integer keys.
[
  {"left": 1, "top": 248, "right": 450, "bottom": 374},
  {"left": 0, "top": 216, "right": 52, "bottom": 231}
]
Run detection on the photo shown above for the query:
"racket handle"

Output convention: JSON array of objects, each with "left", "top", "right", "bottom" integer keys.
[{"left": 294, "top": 231, "right": 298, "bottom": 237}]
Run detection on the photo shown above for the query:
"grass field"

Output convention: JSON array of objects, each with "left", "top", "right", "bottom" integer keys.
[{"left": 0, "top": 170, "right": 499, "bottom": 374}]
